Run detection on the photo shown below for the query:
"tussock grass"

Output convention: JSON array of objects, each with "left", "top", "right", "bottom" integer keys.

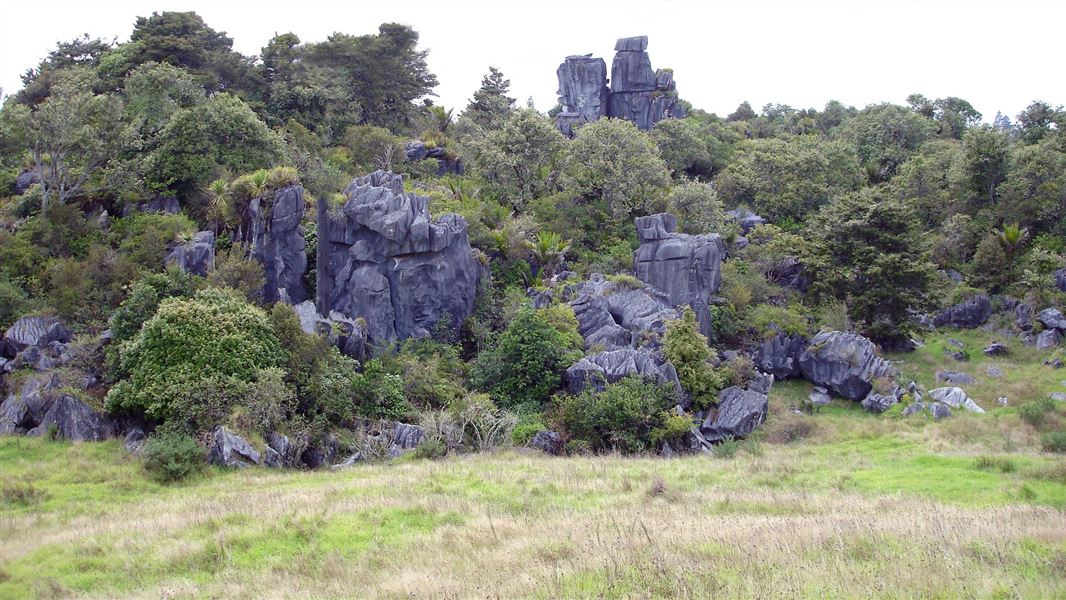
[{"left": 2, "top": 436, "right": 1064, "bottom": 599}]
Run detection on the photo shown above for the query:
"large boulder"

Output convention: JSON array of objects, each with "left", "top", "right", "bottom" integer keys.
[
  {"left": 317, "top": 171, "right": 481, "bottom": 346},
  {"left": 567, "top": 274, "right": 678, "bottom": 350},
  {"left": 932, "top": 295, "right": 993, "bottom": 329},
  {"left": 928, "top": 387, "right": 985, "bottom": 413},
  {"left": 207, "top": 426, "right": 261, "bottom": 468},
  {"left": 249, "top": 185, "right": 309, "bottom": 304},
  {"left": 798, "top": 331, "right": 896, "bottom": 401},
  {"left": 1037, "top": 308, "right": 1066, "bottom": 332},
  {"left": 754, "top": 333, "right": 808, "bottom": 379},
  {"left": 699, "top": 386, "right": 768, "bottom": 443},
  {"left": 633, "top": 213, "right": 724, "bottom": 335},
  {"left": 27, "top": 394, "right": 118, "bottom": 441},
  {"left": 165, "top": 230, "right": 215, "bottom": 276},
  {"left": 555, "top": 55, "right": 610, "bottom": 136},
  {"left": 3, "top": 315, "right": 71, "bottom": 358},
  {"left": 530, "top": 430, "right": 563, "bottom": 455},
  {"left": 15, "top": 169, "right": 40, "bottom": 195},
  {"left": 1037, "top": 329, "right": 1063, "bottom": 349},
  {"left": 727, "top": 208, "right": 767, "bottom": 234},
  {"left": 1, "top": 374, "right": 116, "bottom": 441},
  {"left": 1055, "top": 269, "right": 1066, "bottom": 293},
  {"left": 565, "top": 348, "right": 680, "bottom": 396}
]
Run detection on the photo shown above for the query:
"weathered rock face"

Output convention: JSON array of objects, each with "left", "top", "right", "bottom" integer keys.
[
  {"left": 555, "top": 55, "right": 610, "bottom": 136},
  {"left": 928, "top": 387, "right": 985, "bottom": 413},
  {"left": 165, "top": 230, "right": 215, "bottom": 276},
  {"left": 403, "top": 141, "right": 464, "bottom": 176},
  {"left": 530, "top": 430, "right": 563, "bottom": 455},
  {"left": 798, "top": 331, "right": 896, "bottom": 401},
  {"left": 936, "top": 370, "right": 976, "bottom": 385},
  {"left": 633, "top": 213, "right": 724, "bottom": 335},
  {"left": 15, "top": 170, "right": 40, "bottom": 195},
  {"left": 0, "top": 374, "right": 117, "bottom": 441},
  {"left": 700, "top": 386, "right": 769, "bottom": 443},
  {"left": 727, "top": 208, "right": 767, "bottom": 234},
  {"left": 555, "top": 36, "right": 684, "bottom": 134},
  {"left": 567, "top": 274, "right": 679, "bottom": 350},
  {"left": 754, "top": 333, "right": 808, "bottom": 379},
  {"left": 932, "top": 295, "right": 993, "bottom": 329},
  {"left": 861, "top": 387, "right": 903, "bottom": 413},
  {"left": 2, "top": 316, "right": 71, "bottom": 358},
  {"left": 317, "top": 171, "right": 481, "bottom": 346},
  {"left": 1055, "top": 269, "right": 1066, "bottom": 292},
  {"left": 208, "top": 426, "right": 260, "bottom": 468},
  {"left": 565, "top": 348, "right": 681, "bottom": 396},
  {"left": 249, "top": 185, "right": 309, "bottom": 304},
  {"left": 1037, "top": 308, "right": 1066, "bottom": 332},
  {"left": 1037, "top": 329, "right": 1063, "bottom": 349}
]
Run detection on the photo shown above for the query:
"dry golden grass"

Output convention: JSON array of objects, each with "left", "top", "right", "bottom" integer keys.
[{"left": 2, "top": 440, "right": 1065, "bottom": 599}]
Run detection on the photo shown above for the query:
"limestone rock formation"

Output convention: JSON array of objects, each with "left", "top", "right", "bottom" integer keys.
[
  {"left": 633, "top": 213, "right": 724, "bottom": 335},
  {"left": 932, "top": 295, "right": 993, "bottom": 329},
  {"left": 727, "top": 208, "right": 767, "bottom": 234},
  {"left": 1037, "top": 329, "right": 1063, "bottom": 349},
  {"left": 928, "top": 387, "right": 985, "bottom": 413},
  {"left": 530, "top": 430, "right": 563, "bottom": 455},
  {"left": 317, "top": 171, "right": 481, "bottom": 346},
  {"left": 165, "top": 230, "right": 215, "bottom": 276},
  {"left": 566, "top": 273, "right": 679, "bottom": 350},
  {"left": 797, "top": 331, "right": 896, "bottom": 401},
  {"left": 249, "top": 185, "right": 309, "bottom": 304},
  {"left": 0, "top": 374, "right": 117, "bottom": 441},
  {"left": 555, "top": 36, "right": 684, "bottom": 134},
  {"left": 1038, "top": 307, "right": 1066, "bottom": 332},
  {"left": 208, "top": 426, "right": 261, "bottom": 468},
  {"left": 754, "top": 332, "right": 808, "bottom": 379},
  {"left": 699, "top": 386, "right": 769, "bottom": 443},
  {"left": 565, "top": 348, "right": 681, "bottom": 396},
  {"left": 1055, "top": 268, "right": 1066, "bottom": 292},
  {"left": 2, "top": 315, "right": 71, "bottom": 358},
  {"left": 15, "top": 170, "right": 40, "bottom": 195},
  {"left": 555, "top": 55, "right": 610, "bottom": 136}
]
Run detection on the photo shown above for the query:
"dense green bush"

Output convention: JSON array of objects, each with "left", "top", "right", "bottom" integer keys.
[
  {"left": 556, "top": 377, "right": 674, "bottom": 454},
  {"left": 107, "top": 269, "right": 199, "bottom": 375},
  {"left": 106, "top": 288, "right": 287, "bottom": 424},
  {"left": 143, "top": 430, "right": 204, "bottom": 483},
  {"left": 663, "top": 308, "right": 722, "bottom": 410},
  {"left": 109, "top": 212, "right": 198, "bottom": 271},
  {"left": 470, "top": 307, "right": 583, "bottom": 411}
]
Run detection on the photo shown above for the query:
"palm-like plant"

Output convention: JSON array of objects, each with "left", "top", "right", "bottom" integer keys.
[
  {"left": 994, "top": 222, "right": 1030, "bottom": 285},
  {"left": 530, "top": 231, "right": 571, "bottom": 280},
  {"left": 206, "top": 178, "right": 232, "bottom": 235},
  {"left": 247, "top": 169, "right": 270, "bottom": 200},
  {"left": 429, "top": 105, "right": 454, "bottom": 134}
]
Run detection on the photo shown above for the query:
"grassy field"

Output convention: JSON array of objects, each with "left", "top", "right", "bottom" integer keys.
[{"left": 1, "top": 328, "right": 1064, "bottom": 599}]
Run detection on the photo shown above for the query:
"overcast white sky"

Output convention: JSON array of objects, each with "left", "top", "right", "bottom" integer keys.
[{"left": 1, "top": 0, "right": 1063, "bottom": 121}]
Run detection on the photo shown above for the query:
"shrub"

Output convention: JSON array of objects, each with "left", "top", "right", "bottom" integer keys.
[
  {"left": 470, "top": 307, "right": 583, "bottom": 411},
  {"left": 206, "top": 244, "right": 265, "bottom": 302},
  {"left": 1041, "top": 431, "right": 1066, "bottom": 454},
  {"left": 244, "top": 367, "right": 296, "bottom": 434},
  {"left": 0, "top": 277, "right": 32, "bottom": 330},
  {"left": 663, "top": 308, "right": 722, "bottom": 410},
  {"left": 143, "top": 431, "right": 204, "bottom": 483},
  {"left": 450, "top": 393, "right": 518, "bottom": 451},
  {"left": 1018, "top": 397, "right": 1056, "bottom": 428},
  {"left": 556, "top": 377, "right": 673, "bottom": 454},
  {"left": 107, "top": 269, "right": 199, "bottom": 376},
  {"left": 649, "top": 412, "right": 695, "bottom": 449},
  {"left": 381, "top": 339, "right": 465, "bottom": 409},
  {"left": 106, "top": 288, "right": 287, "bottom": 424},
  {"left": 109, "top": 212, "right": 198, "bottom": 271},
  {"left": 713, "top": 436, "right": 741, "bottom": 459},
  {"left": 746, "top": 304, "right": 810, "bottom": 339}
]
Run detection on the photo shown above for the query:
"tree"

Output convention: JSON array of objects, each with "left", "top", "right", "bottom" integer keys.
[
  {"left": 994, "top": 223, "right": 1030, "bottom": 285},
  {"left": 124, "top": 61, "right": 205, "bottom": 138},
  {"left": 889, "top": 139, "right": 965, "bottom": 226},
  {"left": 470, "top": 307, "right": 582, "bottom": 410},
  {"left": 651, "top": 117, "right": 734, "bottom": 180},
  {"left": 466, "top": 108, "right": 565, "bottom": 210},
  {"left": 146, "top": 93, "right": 285, "bottom": 195},
  {"left": 667, "top": 181, "right": 725, "bottom": 234},
  {"left": 101, "top": 11, "right": 262, "bottom": 98},
  {"left": 715, "top": 136, "right": 862, "bottom": 224},
  {"left": 996, "top": 136, "right": 1066, "bottom": 234},
  {"left": 304, "top": 24, "right": 438, "bottom": 131},
  {"left": 804, "top": 189, "right": 934, "bottom": 349},
  {"left": 15, "top": 34, "right": 113, "bottom": 106},
  {"left": 463, "top": 67, "right": 515, "bottom": 130},
  {"left": 840, "top": 103, "right": 937, "bottom": 182},
  {"left": 561, "top": 118, "right": 671, "bottom": 221},
  {"left": 663, "top": 308, "right": 722, "bottom": 410},
  {"left": 25, "top": 69, "right": 128, "bottom": 212},
  {"left": 1016, "top": 100, "right": 1062, "bottom": 145},
  {"left": 727, "top": 101, "right": 756, "bottom": 122},
  {"left": 932, "top": 97, "right": 981, "bottom": 139},
  {"left": 961, "top": 126, "right": 1010, "bottom": 207}
]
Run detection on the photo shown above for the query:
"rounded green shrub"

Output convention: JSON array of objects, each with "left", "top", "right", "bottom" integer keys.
[{"left": 143, "top": 431, "right": 204, "bottom": 483}]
